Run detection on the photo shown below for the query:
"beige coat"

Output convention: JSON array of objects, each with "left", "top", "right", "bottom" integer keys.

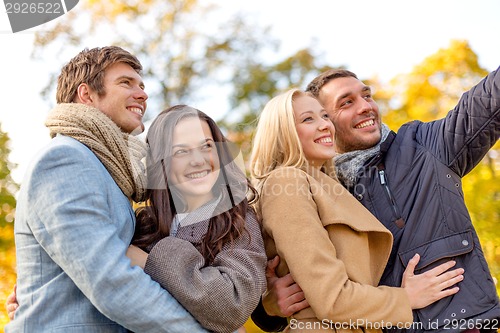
[{"left": 259, "top": 166, "right": 413, "bottom": 333}]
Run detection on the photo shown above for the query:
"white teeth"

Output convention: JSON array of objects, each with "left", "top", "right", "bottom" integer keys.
[
  {"left": 315, "top": 137, "right": 332, "bottom": 144},
  {"left": 355, "top": 119, "right": 374, "bottom": 129},
  {"left": 129, "top": 107, "right": 143, "bottom": 116},
  {"left": 186, "top": 171, "right": 209, "bottom": 179}
]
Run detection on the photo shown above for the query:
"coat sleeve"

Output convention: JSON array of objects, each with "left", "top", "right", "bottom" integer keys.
[
  {"left": 27, "top": 142, "right": 206, "bottom": 333},
  {"left": 260, "top": 168, "right": 413, "bottom": 327},
  {"left": 250, "top": 300, "right": 289, "bottom": 332},
  {"left": 144, "top": 210, "right": 267, "bottom": 333},
  {"left": 416, "top": 66, "right": 500, "bottom": 176}
]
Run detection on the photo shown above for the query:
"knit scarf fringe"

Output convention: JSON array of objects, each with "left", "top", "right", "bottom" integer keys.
[{"left": 45, "top": 103, "right": 147, "bottom": 202}]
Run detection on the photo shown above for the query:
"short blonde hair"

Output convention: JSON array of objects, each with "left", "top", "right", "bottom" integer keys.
[{"left": 251, "top": 88, "right": 335, "bottom": 191}]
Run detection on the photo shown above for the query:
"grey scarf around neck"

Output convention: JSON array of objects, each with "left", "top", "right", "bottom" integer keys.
[{"left": 334, "top": 123, "right": 390, "bottom": 189}]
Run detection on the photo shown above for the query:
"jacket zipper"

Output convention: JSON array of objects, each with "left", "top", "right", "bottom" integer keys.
[{"left": 377, "top": 166, "right": 405, "bottom": 228}]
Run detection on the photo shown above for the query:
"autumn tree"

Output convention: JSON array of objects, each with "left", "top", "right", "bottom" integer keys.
[
  {"left": 222, "top": 47, "right": 335, "bottom": 160},
  {"left": 32, "top": 0, "right": 280, "bottom": 119},
  {"left": 30, "top": 0, "right": 335, "bottom": 172},
  {"left": 0, "top": 124, "right": 18, "bottom": 330}
]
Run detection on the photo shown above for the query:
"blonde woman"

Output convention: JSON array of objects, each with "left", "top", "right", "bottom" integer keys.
[{"left": 250, "top": 88, "right": 464, "bottom": 333}]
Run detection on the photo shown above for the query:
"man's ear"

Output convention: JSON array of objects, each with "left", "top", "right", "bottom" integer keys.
[{"left": 75, "top": 83, "right": 94, "bottom": 105}]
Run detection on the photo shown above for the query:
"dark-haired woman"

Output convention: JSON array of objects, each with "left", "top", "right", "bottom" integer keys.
[{"left": 126, "top": 105, "right": 266, "bottom": 333}]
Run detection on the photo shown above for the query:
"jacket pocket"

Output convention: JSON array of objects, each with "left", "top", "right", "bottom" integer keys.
[
  {"left": 398, "top": 230, "right": 473, "bottom": 271},
  {"left": 398, "top": 230, "right": 496, "bottom": 330}
]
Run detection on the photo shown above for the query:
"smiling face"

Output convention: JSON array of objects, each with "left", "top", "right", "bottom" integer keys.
[
  {"left": 87, "top": 62, "right": 148, "bottom": 134},
  {"left": 168, "top": 117, "right": 220, "bottom": 211},
  {"left": 318, "top": 76, "right": 381, "bottom": 153},
  {"left": 293, "top": 94, "right": 336, "bottom": 167}
]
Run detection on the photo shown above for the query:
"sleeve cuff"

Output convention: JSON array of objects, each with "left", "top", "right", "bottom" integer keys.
[{"left": 250, "top": 299, "right": 288, "bottom": 332}]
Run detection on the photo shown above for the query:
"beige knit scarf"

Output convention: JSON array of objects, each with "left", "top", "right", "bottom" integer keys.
[{"left": 45, "top": 103, "right": 147, "bottom": 202}]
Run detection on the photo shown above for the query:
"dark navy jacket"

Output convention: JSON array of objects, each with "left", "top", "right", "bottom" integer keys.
[{"left": 353, "top": 68, "right": 500, "bottom": 333}]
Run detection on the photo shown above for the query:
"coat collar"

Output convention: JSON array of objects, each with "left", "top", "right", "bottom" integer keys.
[{"left": 301, "top": 165, "right": 393, "bottom": 236}]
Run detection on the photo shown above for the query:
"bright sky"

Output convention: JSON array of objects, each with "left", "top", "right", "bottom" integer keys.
[{"left": 1, "top": 0, "right": 500, "bottom": 184}]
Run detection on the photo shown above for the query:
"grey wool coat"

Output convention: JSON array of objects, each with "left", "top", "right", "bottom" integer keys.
[{"left": 144, "top": 202, "right": 267, "bottom": 333}]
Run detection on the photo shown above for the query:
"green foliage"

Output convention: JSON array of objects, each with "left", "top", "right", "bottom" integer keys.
[
  {"left": 222, "top": 47, "right": 335, "bottom": 159},
  {"left": 230, "top": 48, "right": 331, "bottom": 114}
]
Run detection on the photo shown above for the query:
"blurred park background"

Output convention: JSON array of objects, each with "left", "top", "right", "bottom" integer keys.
[{"left": 0, "top": 0, "right": 499, "bottom": 332}]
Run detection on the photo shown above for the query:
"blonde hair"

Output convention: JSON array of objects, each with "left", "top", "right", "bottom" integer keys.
[{"left": 250, "top": 88, "right": 334, "bottom": 191}]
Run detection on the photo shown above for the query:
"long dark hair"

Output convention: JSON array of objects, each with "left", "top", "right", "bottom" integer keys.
[{"left": 133, "top": 105, "right": 258, "bottom": 265}]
